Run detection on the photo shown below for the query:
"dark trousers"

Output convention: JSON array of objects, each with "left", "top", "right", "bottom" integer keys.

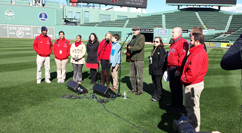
[
  {"left": 152, "top": 75, "right": 163, "bottom": 101},
  {"left": 72, "top": 64, "right": 83, "bottom": 82},
  {"left": 90, "top": 69, "right": 97, "bottom": 83},
  {"left": 101, "top": 59, "right": 110, "bottom": 71},
  {"left": 168, "top": 68, "right": 183, "bottom": 108}
]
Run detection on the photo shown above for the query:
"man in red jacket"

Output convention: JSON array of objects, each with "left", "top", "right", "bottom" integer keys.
[
  {"left": 181, "top": 33, "right": 208, "bottom": 132},
  {"left": 167, "top": 27, "right": 189, "bottom": 110},
  {"left": 33, "top": 26, "right": 53, "bottom": 84}
]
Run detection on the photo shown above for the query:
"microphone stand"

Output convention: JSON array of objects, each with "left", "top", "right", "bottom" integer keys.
[
  {"left": 116, "top": 34, "right": 132, "bottom": 97},
  {"left": 95, "top": 40, "right": 108, "bottom": 84}
]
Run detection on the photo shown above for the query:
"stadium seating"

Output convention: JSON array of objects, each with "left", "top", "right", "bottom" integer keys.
[
  {"left": 198, "top": 11, "right": 230, "bottom": 30},
  {"left": 97, "top": 19, "right": 127, "bottom": 27},
  {"left": 125, "top": 14, "right": 163, "bottom": 29},
  {"left": 165, "top": 11, "right": 202, "bottom": 29},
  {"left": 223, "top": 28, "right": 242, "bottom": 41},
  {"left": 228, "top": 15, "right": 242, "bottom": 32}
]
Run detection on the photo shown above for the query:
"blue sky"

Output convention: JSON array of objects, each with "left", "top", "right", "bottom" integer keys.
[{"left": 146, "top": 0, "right": 242, "bottom": 13}]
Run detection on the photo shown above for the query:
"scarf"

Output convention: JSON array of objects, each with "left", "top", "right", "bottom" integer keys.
[{"left": 75, "top": 41, "right": 82, "bottom": 47}]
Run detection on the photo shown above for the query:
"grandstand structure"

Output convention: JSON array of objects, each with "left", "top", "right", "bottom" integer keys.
[{"left": 1, "top": 0, "right": 242, "bottom": 46}]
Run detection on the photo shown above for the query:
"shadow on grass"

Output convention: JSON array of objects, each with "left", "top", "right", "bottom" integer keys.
[
  {"left": 121, "top": 76, "right": 154, "bottom": 95},
  {"left": 65, "top": 71, "right": 90, "bottom": 82},
  {"left": 157, "top": 89, "right": 186, "bottom": 133}
]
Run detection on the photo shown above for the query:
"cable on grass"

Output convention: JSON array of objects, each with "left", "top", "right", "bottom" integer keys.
[
  {"left": 101, "top": 103, "right": 148, "bottom": 133},
  {"left": 61, "top": 94, "right": 148, "bottom": 133}
]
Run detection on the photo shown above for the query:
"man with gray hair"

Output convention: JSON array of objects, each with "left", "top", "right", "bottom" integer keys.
[
  {"left": 124, "top": 26, "right": 145, "bottom": 95},
  {"left": 166, "top": 27, "right": 189, "bottom": 111}
]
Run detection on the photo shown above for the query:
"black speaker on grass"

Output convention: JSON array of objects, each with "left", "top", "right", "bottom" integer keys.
[
  {"left": 92, "top": 83, "right": 116, "bottom": 98},
  {"left": 66, "top": 80, "right": 88, "bottom": 94}
]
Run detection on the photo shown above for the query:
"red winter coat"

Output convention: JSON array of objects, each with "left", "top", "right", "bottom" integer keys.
[
  {"left": 97, "top": 39, "right": 112, "bottom": 61},
  {"left": 180, "top": 44, "right": 208, "bottom": 87},
  {"left": 33, "top": 34, "right": 53, "bottom": 57},
  {"left": 53, "top": 37, "right": 71, "bottom": 60},
  {"left": 167, "top": 35, "right": 189, "bottom": 72}
]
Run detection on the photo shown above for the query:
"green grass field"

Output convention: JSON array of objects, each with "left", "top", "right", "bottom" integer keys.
[{"left": 0, "top": 38, "right": 242, "bottom": 133}]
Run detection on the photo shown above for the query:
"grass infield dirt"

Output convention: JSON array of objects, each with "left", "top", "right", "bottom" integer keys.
[{"left": 0, "top": 38, "right": 241, "bottom": 133}]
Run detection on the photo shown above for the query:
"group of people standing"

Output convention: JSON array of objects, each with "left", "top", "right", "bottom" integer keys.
[
  {"left": 33, "top": 26, "right": 121, "bottom": 91},
  {"left": 147, "top": 26, "right": 208, "bottom": 132},
  {"left": 33, "top": 25, "right": 208, "bottom": 132}
]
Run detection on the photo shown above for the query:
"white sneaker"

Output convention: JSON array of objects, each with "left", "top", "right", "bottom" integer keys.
[
  {"left": 37, "top": 79, "right": 41, "bottom": 84},
  {"left": 57, "top": 79, "right": 61, "bottom": 83},
  {"left": 61, "top": 80, "right": 65, "bottom": 83},
  {"left": 45, "top": 79, "right": 51, "bottom": 83}
]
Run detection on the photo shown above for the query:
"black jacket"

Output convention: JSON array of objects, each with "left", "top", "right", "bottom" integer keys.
[
  {"left": 149, "top": 47, "right": 166, "bottom": 75},
  {"left": 221, "top": 34, "right": 242, "bottom": 70},
  {"left": 86, "top": 41, "right": 99, "bottom": 63}
]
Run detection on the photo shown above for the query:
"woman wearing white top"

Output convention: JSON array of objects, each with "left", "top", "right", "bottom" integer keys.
[{"left": 70, "top": 35, "right": 86, "bottom": 84}]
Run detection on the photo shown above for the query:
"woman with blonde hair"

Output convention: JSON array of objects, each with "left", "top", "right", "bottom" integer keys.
[
  {"left": 70, "top": 35, "right": 86, "bottom": 84},
  {"left": 97, "top": 32, "right": 112, "bottom": 87}
]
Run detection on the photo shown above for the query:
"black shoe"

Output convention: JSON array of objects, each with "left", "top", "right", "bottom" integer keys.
[
  {"left": 171, "top": 107, "right": 181, "bottom": 112},
  {"left": 89, "top": 81, "right": 96, "bottom": 84}
]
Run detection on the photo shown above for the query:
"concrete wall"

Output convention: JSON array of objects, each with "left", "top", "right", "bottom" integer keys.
[{"left": 55, "top": 25, "right": 132, "bottom": 41}]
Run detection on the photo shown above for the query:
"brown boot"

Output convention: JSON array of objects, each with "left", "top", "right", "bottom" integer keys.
[
  {"left": 101, "top": 71, "right": 105, "bottom": 85},
  {"left": 106, "top": 71, "right": 110, "bottom": 88}
]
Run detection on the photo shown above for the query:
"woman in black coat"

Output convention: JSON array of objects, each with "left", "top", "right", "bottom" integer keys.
[
  {"left": 86, "top": 33, "right": 99, "bottom": 84},
  {"left": 149, "top": 37, "right": 166, "bottom": 102}
]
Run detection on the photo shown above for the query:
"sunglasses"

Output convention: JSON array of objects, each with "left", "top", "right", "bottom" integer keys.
[{"left": 154, "top": 41, "right": 159, "bottom": 43}]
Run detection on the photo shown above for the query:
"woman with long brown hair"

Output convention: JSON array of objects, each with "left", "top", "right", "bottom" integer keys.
[
  {"left": 86, "top": 33, "right": 99, "bottom": 84},
  {"left": 149, "top": 37, "right": 166, "bottom": 102}
]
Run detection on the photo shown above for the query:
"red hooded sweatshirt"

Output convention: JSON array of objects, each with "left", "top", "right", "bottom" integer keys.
[
  {"left": 167, "top": 35, "right": 189, "bottom": 72},
  {"left": 97, "top": 39, "right": 112, "bottom": 61},
  {"left": 53, "top": 37, "right": 71, "bottom": 60},
  {"left": 33, "top": 34, "right": 53, "bottom": 57},
  {"left": 180, "top": 44, "right": 208, "bottom": 87}
]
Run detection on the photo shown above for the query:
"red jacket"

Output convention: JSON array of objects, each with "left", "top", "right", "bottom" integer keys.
[
  {"left": 167, "top": 36, "right": 189, "bottom": 72},
  {"left": 53, "top": 37, "right": 71, "bottom": 60},
  {"left": 33, "top": 34, "right": 53, "bottom": 57},
  {"left": 97, "top": 39, "right": 112, "bottom": 61},
  {"left": 181, "top": 44, "right": 208, "bottom": 87}
]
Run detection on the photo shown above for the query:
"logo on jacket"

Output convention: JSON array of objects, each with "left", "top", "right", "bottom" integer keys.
[
  {"left": 168, "top": 48, "right": 175, "bottom": 57},
  {"left": 5, "top": 10, "right": 14, "bottom": 19},
  {"left": 39, "top": 12, "right": 48, "bottom": 21},
  {"left": 47, "top": 41, "right": 50, "bottom": 44}
]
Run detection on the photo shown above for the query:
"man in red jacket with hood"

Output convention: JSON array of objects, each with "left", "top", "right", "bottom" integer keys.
[
  {"left": 33, "top": 26, "right": 53, "bottom": 84},
  {"left": 181, "top": 33, "right": 208, "bottom": 132}
]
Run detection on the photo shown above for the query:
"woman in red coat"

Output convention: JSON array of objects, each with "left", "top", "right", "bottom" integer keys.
[
  {"left": 97, "top": 33, "right": 112, "bottom": 87},
  {"left": 53, "top": 31, "right": 71, "bottom": 83}
]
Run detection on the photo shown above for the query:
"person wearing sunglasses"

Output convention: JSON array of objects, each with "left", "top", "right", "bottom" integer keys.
[{"left": 149, "top": 37, "right": 166, "bottom": 102}]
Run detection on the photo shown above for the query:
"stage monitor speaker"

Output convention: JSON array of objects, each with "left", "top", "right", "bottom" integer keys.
[
  {"left": 92, "top": 83, "right": 116, "bottom": 98},
  {"left": 66, "top": 80, "right": 88, "bottom": 94}
]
